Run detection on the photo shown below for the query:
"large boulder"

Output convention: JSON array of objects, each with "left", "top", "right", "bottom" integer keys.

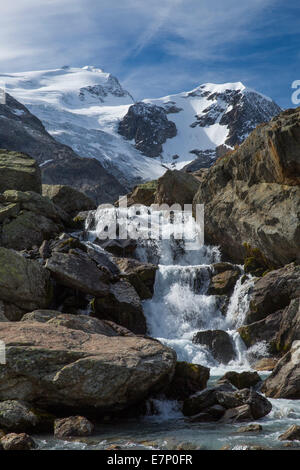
[
  {"left": 154, "top": 170, "right": 200, "bottom": 208},
  {"left": 279, "top": 425, "right": 300, "bottom": 441},
  {"left": 0, "top": 322, "right": 176, "bottom": 412},
  {"left": 42, "top": 184, "right": 96, "bottom": 217},
  {"left": 0, "top": 247, "right": 52, "bottom": 311},
  {"left": 0, "top": 150, "right": 41, "bottom": 194},
  {"left": 45, "top": 250, "right": 110, "bottom": 297},
  {"left": 0, "top": 400, "right": 43, "bottom": 432},
  {"left": 165, "top": 362, "right": 210, "bottom": 400},
  {"left": 54, "top": 416, "right": 94, "bottom": 438},
  {"left": 0, "top": 432, "right": 36, "bottom": 450},
  {"left": 192, "top": 330, "right": 236, "bottom": 364},
  {"left": 193, "top": 107, "right": 300, "bottom": 267},
  {"left": 245, "top": 263, "right": 300, "bottom": 324},
  {"left": 238, "top": 311, "right": 282, "bottom": 350},
  {"left": 93, "top": 279, "right": 147, "bottom": 334},
  {"left": 118, "top": 181, "right": 158, "bottom": 207},
  {"left": 208, "top": 268, "right": 240, "bottom": 295},
  {"left": 261, "top": 340, "right": 300, "bottom": 399}
]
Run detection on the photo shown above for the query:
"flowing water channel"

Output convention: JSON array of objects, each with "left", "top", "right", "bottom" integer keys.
[{"left": 38, "top": 206, "right": 300, "bottom": 450}]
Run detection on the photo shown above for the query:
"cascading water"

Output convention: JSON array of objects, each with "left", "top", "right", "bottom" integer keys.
[{"left": 85, "top": 205, "right": 254, "bottom": 375}]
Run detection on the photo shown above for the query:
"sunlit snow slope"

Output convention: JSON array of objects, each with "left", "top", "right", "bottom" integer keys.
[{"left": 1, "top": 67, "right": 281, "bottom": 182}]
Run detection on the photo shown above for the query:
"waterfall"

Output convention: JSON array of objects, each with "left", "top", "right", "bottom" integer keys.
[{"left": 85, "top": 205, "right": 254, "bottom": 375}]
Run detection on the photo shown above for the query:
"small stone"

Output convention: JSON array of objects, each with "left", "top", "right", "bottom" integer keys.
[
  {"left": 0, "top": 433, "right": 36, "bottom": 450},
  {"left": 54, "top": 416, "right": 94, "bottom": 439},
  {"left": 279, "top": 425, "right": 300, "bottom": 441}
]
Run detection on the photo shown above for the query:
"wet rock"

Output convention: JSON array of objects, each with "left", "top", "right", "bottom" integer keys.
[
  {"left": 45, "top": 250, "right": 110, "bottom": 297},
  {"left": 182, "top": 383, "right": 236, "bottom": 416},
  {"left": 154, "top": 170, "right": 200, "bottom": 208},
  {"left": 221, "top": 404, "right": 253, "bottom": 423},
  {"left": 54, "top": 416, "right": 94, "bottom": 438},
  {"left": 279, "top": 425, "right": 300, "bottom": 441},
  {"left": 0, "top": 247, "right": 52, "bottom": 311},
  {"left": 183, "top": 386, "right": 272, "bottom": 421},
  {"left": 238, "top": 311, "right": 282, "bottom": 349},
  {"left": 114, "top": 257, "right": 157, "bottom": 299},
  {"left": 245, "top": 264, "right": 300, "bottom": 325},
  {"left": 218, "top": 371, "right": 261, "bottom": 389},
  {"left": 193, "top": 107, "right": 300, "bottom": 267},
  {"left": 93, "top": 279, "right": 147, "bottom": 334},
  {"left": 208, "top": 269, "right": 240, "bottom": 295},
  {"left": 192, "top": 330, "right": 235, "bottom": 364},
  {"left": 0, "top": 432, "right": 36, "bottom": 450},
  {"left": 42, "top": 184, "right": 96, "bottom": 217},
  {"left": 165, "top": 361, "right": 210, "bottom": 400},
  {"left": 236, "top": 423, "right": 262, "bottom": 433},
  {"left": 262, "top": 340, "right": 300, "bottom": 399},
  {"left": 253, "top": 358, "right": 278, "bottom": 371},
  {"left": 0, "top": 150, "right": 41, "bottom": 194},
  {"left": 0, "top": 321, "right": 176, "bottom": 411}
]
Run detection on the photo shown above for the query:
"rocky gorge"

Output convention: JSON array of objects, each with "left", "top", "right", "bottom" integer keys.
[{"left": 0, "top": 105, "right": 299, "bottom": 450}]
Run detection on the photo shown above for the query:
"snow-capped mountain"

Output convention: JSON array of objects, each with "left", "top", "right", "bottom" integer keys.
[{"left": 1, "top": 66, "right": 281, "bottom": 184}]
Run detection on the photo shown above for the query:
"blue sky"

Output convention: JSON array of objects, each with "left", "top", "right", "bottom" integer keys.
[{"left": 0, "top": 0, "right": 299, "bottom": 108}]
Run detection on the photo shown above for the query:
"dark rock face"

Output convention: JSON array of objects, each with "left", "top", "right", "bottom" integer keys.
[
  {"left": 93, "top": 279, "right": 147, "bottom": 334},
  {"left": 0, "top": 93, "right": 126, "bottom": 203},
  {"left": 193, "top": 107, "right": 300, "bottom": 267},
  {"left": 165, "top": 362, "right": 210, "bottom": 400},
  {"left": 0, "top": 247, "right": 52, "bottom": 311},
  {"left": 118, "top": 102, "right": 177, "bottom": 158},
  {"left": 193, "top": 330, "right": 236, "bottom": 364},
  {"left": 262, "top": 341, "right": 300, "bottom": 399},
  {"left": 238, "top": 311, "right": 282, "bottom": 350},
  {"left": 0, "top": 400, "right": 41, "bottom": 432},
  {"left": 42, "top": 184, "right": 96, "bottom": 217}
]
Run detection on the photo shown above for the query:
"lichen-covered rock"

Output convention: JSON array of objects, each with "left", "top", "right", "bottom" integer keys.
[
  {"left": 42, "top": 184, "right": 96, "bottom": 217},
  {"left": 54, "top": 416, "right": 94, "bottom": 438},
  {"left": 165, "top": 361, "right": 210, "bottom": 400},
  {"left": 0, "top": 400, "right": 40, "bottom": 432},
  {"left": 0, "top": 150, "right": 41, "bottom": 194},
  {"left": 0, "top": 189, "right": 71, "bottom": 250},
  {"left": 119, "top": 181, "right": 158, "bottom": 207},
  {"left": 192, "top": 330, "right": 236, "bottom": 364},
  {"left": 0, "top": 321, "right": 176, "bottom": 412},
  {"left": 261, "top": 340, "right": 300, "bottom": 399},
  {"left": 93, "top": 279, "right": 146, "bottom": 334},
  {"left": 0, "top": 247, "right": 52, "bottom": 311},
  {"left": 193, "top": 107, "right": 300, "bottom": 267},
  {"left": 0, "top": 432, "right": 36, "bottom": 450}
]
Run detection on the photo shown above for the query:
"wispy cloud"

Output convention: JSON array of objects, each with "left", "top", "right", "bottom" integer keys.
[{"left": 0, "top": 0, "right": 298, "bottom": 107}]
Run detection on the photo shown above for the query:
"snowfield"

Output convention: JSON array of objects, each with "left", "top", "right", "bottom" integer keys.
[{"left": 0, "top": 66, "right": 280, "bottom": 183}]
